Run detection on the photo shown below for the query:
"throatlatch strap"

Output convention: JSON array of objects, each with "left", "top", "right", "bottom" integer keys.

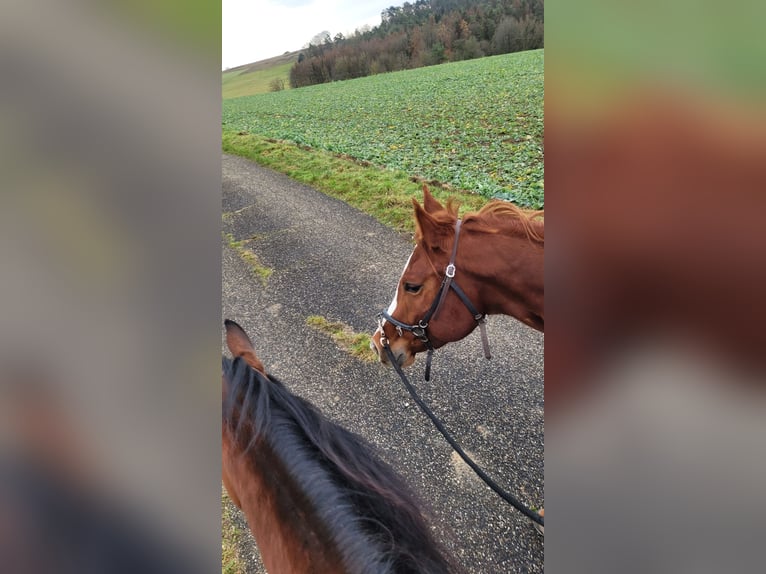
[
  {"left": 478, "top": 318, "right": 491, "bottom": 359},
  {"left": 449, "top": 279, "right": 491, "bottom": 360}
]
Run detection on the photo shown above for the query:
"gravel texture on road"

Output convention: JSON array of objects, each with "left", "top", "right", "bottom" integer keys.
[{"left": 222, "top": 153, "right": 544, "bottom": 573}]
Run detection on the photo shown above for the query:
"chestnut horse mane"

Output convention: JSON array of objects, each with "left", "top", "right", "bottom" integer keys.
[
  {"left": 417, "top": 198, "right": 544, "bottom": 245},
  {"left": 222, "top": 356, "right": 460, "bottom": 574}
]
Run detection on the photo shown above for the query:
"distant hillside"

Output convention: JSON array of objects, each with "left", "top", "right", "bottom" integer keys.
[
  {"left": 225, "top": 50, "right": 300, "bottom": 74},
  {"left": 222, "top": 51, "right": 299, "bottom": 99},
  {"left": 223, "top": 0, "right": 543, "bottom": 97},
  {"left": 290, "top": 0, "right": 543, "bottom": 88}
]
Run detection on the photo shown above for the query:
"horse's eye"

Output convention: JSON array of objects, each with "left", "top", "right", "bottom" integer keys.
[{"left": 404, "top": 283, "right": 422, "bottom": 294}]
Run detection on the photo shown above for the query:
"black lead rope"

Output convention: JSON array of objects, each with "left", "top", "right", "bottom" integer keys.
[{"left": 382, "top": 343, "right": 544, "bottom": 527}]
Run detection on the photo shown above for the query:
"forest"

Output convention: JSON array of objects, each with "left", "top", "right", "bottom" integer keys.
[{"left": 289, "top": 0, "right": 543, "bottom": 88}]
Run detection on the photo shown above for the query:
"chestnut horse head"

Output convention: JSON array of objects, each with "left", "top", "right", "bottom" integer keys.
[
  {"left": 222, "top": 319, "right": 460, "bottom": 574},
  {"left": 370, "top": 187, "right": 544, "bottom": 369}
]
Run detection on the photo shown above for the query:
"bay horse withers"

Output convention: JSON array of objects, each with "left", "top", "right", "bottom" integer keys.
[
  {"left": 222, "top": 319, "right": 461, "bottom": 574},
  {"left": 370, "top": 186, "right": 544, "bottom": 369}
]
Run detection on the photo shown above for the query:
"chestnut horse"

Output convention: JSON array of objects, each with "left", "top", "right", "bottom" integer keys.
[
  {"left": 370, "top": 186, "right": 543, "bottom": 370},
  {"left": 222, "top": 319, "right": 461, "bottom": 574}
]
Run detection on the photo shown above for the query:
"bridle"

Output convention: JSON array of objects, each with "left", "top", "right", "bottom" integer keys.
[
  {"left": 374, "top": 219, "right": 544, "bottom": 530},
  {"left": 377, "top": 219, "right": 491, "bottom": 381}
]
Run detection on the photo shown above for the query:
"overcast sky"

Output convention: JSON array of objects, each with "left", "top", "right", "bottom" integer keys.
[{"left": 222, "top": 0, "right": 392, "bottom": 70}]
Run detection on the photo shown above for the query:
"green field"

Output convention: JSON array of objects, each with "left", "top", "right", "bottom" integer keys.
[{"left": 222, "top": 50, "right": 544, "bottom": 208}]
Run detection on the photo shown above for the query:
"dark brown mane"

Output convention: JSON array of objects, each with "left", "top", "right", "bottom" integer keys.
[{"left": 222, "top": 356, "right": 461, "bottom": 574}]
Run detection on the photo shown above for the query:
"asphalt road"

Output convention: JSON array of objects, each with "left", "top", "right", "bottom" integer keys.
[{"left": 221, "top": 153, "right": 544, "bottom": 573}]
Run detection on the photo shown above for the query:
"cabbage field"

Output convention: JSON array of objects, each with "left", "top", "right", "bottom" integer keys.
[{"left": 222, "top": 50, "right": 543, "bottom": 209}]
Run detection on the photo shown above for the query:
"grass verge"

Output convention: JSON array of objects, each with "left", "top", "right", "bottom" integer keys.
[
  {"left": 222, "top": 131, "right": 490, "bottom": 235},
  {"left": 224, "top": 231, "right": 273, "bottom": 285},
  {"left": 222, "top": 488, "right": 245, "bottom": 574},
  {"left": 306, "top": 315, "right": 376, "bottom": 362}
]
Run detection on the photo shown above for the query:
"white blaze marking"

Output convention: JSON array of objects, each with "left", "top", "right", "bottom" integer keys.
[{"left": 379, "top": 249, "right": 415, "bottom": 334}]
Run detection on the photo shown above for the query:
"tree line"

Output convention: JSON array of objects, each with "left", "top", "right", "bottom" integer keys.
[{"left": 289, "top": 0, "right": 543, "bottom": 88}]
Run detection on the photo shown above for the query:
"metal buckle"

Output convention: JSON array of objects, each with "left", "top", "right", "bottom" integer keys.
[
  {"left": 412, "top": 326, "right": 427, "bottom": 341},
  {"left": 445, "top": 263, "right": 456, "bottom": 278},
  {"left": 376, "top": 313, "right": 389, "bottom": 347}
]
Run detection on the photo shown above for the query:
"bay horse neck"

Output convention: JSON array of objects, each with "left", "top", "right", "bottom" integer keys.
[
  {"left": 439, "top": 204, "right": 544, "bottom": 331},
  {"left": 222, "top": 356, "right": 459, "bottom": 574}
]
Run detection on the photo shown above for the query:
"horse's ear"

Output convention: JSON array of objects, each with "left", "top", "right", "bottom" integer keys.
[
  {"left": 422, "top": 185, "right": 445, "bottom": 214},
  {"left": 413, "top": 199, "right": 451, "bottom": 253},
  {"left": 225, "top": 319, "right": 266, "bottom": 374}
]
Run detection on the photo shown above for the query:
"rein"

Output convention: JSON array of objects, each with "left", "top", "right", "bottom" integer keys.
[
  {"left": 378, "top": 219, "right": 491, "bottom": 381},
  {"left": 379, "top": 341, "right": 544, "bottom": 528}
]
